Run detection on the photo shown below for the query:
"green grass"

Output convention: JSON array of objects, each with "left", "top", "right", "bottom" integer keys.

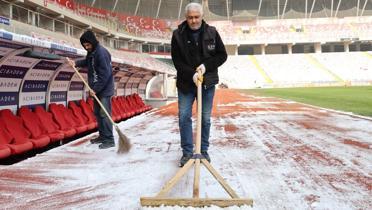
[{"left": 239, "top": 86, "right": 372, "bottom": 117}]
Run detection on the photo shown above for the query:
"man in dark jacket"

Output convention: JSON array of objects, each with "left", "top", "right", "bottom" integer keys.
[
  {"left": 171, "top": 3, "right": 227, "bottom": 167},
  {"left": 68, "top": 30, "right": 115, "bottom": 149}
]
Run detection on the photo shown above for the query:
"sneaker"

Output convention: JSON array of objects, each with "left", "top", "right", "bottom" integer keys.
[
  {"left": 98, "top": 141, "right": 115, "bottom": 149},
  {"left": 179, "top": 153, "right": 193, "bottom": 167},
  {"left": 201, "top": 151, "right": 211, "bottom": 163},
  {"left": 90, "top": 136, "right": 103, "bottom": 144}
]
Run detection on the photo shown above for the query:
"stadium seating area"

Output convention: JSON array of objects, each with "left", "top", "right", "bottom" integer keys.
[
  {"left": 211, "top": 18, "right": 372, "bottom": 44},
  {"left": 0, "top": 93, "right": 151, "bottom": 160},
  {"left": 219, "top": 52, "right": 372, "bottom": 88},
  {"left": 47, "top": 0, "right": 173, "bottom": 40}
]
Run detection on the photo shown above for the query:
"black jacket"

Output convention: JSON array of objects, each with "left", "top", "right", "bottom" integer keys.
[
  {"left": 75, "top": 31, "right": 114, "bottom": 97},
  {"left": 171, "top": 20, "right": 227, "bottom": 93}
]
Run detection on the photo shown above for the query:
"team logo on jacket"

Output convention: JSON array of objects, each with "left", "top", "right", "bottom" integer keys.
[{"left": 207, "top": 44, "right": 215, "bottom": 51}]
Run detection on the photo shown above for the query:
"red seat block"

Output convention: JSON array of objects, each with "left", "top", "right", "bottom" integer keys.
[
  {"left": 0, "top": 109, "right": 50, "bottom": 149},
  {"left": 111, "top": 97, "right": 122, "bottom": 122},
  {"left": 0, "top": 145, "right": 11, "bottom": 159},
  {"left": 34, "top": 106, "right": 65, "bottom": 140},
  {"left": 18, "top": 107, "right": 63, "bottom": 143},
  {"left": 60, "top": 104, "right": 88, "bottom": 134},
  {"left": 49, "top": 104, "right": 77, "bottom": 137},
  {"left": 68, "top": 101, "right": 96, "bottom": 130},
  {"left": 0, "top": 118, "right": 33, "bottom": 155},
  {"left": 79, "top": 99, "right": 97, "bottom": 128}
]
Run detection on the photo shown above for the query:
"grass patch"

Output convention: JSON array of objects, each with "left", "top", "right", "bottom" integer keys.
[{"left": 239, "top": 86, "right": 372, "bottom": 117}]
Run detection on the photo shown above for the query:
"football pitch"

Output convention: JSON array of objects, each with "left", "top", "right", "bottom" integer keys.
[{"left": 240, "top": 86, "right": 372, "bottom": 117}]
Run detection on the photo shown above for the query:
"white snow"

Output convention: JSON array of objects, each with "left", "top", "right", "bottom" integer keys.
[{"left": 0, "top": 92, "right": 371, "bottom": 210}]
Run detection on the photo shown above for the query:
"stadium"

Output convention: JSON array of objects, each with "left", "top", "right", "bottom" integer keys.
[{"left": 0, "top": 0, "right": 371, "bottom": 209}]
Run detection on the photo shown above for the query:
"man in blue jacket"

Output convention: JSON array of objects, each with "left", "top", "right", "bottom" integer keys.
[{"left": 69, "top": 30, "right": 115, "bottom": 149}]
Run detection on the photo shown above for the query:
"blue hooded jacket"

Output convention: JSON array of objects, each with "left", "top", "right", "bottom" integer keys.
[{"left": 75, "top": 30, "right": 114, "bottom": 97}]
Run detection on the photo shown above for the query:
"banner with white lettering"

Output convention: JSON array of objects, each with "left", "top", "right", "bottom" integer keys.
[
  {"left": 67, "top": 80, "right": 84, "bottom": 102},
  {"left": 19, "top": 60, "right": 62, "bottom": 108}
]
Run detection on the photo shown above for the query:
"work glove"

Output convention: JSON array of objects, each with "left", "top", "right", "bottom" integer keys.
[
  {"left": 196, "top": 64, "right": 206, "bottom": 75},
  {"left": 193, "top": 72, "right": 203, "bottom": 85}
]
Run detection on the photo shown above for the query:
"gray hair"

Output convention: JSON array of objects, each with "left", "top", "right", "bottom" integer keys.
[{"left": 185, "top": 2, "right": 203, "bottom": 15}]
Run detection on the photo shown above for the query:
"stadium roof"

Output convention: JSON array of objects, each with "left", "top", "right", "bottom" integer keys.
[{"left": 75, "top": 0, "right": 372, "bottom": 20}]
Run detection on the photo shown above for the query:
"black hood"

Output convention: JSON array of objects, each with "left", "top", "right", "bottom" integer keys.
[{"left": 80, "top": 30, "right": 99, "bottom": 50}]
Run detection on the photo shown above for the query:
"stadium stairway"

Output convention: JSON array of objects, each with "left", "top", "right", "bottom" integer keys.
[
  {"left": 248, "top": 55, "right": 273, "bottom": 84},
  {"left": 305, "top": 54, "right": 345, "bottom": 84}
]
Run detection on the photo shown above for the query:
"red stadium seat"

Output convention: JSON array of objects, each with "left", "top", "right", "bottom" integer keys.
[
  {"left": 79, "top": 99, "right": 98, "bottom": 127},
  {"left": 58, "top": 104, "right": 88, "bottom": 134},
  {"left": 0, "top": 145, "right": 11, "bottom": 159},
  {"left": 34, "top": 106, "right": 66, "bottom": 140},
  {"left": 113, "top": 97, "right": 129, "bottom": 119},
  {"left": 68, "top": 101, "right": 96, "bottom": 130},
  {"left": 0, "top": 119, "right": 33, "bottom": 155},
  {"left": 0, "top": 109, "right": 49, "bottom": 150},
  {"left": 118, "top": 96, "right": 135, "bottom": 117},
  {"left": 18, "top": 106, "right": 64, "bottom": 143},
  {"left": 87, "top": 98, "right": 94, "bottom": 110},
  {"left": 111, "top": 97, "right": 122, "bottom": 122},
  {"left": 48, "top": 104, "right": 77, "bottom": 138}
]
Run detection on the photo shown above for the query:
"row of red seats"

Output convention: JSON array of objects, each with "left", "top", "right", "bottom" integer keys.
[
  {"left": 0, "top": 99, "right": 98, "bottom": 160},
  {"left": 111, "top": 93, "right": 152, "bottom": 122},
  {"left": 0, "top": 94, "right": 151, "bottom": 160}
]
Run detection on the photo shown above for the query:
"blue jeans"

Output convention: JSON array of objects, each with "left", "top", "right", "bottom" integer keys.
[
  {"left": 178, "top": 86, "right": 215, "bottom": 155},
  {"left": 94, "top": 96, "right": 114, "bottom": 143}
]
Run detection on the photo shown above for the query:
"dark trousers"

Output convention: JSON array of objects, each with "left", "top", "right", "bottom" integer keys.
[
  {"left": 94, "top": 96, "right": 114, "bottom": 143},
  {"left": 177, "top": 86, "right": 215, "bottom": 155}
]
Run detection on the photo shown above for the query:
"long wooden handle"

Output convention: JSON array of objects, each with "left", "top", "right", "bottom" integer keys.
[
  {"left": 66, "top": 57, "right": 116, "bottom": 126},
  {"left": 195, "top": 69, "right": 203, "bottom": 154}
]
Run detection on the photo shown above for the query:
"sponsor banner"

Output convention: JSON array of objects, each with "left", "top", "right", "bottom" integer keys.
[
  {"left": 0, "top": 65, "right": 29, "bottom": 78},
  {"left": 50, "top": 91, "right": 67, "bottom": 102},
  {"left": 116, "top": 89, "right": 124, "bottom": 96},
  {"left": 48, "top": 0, "right": 75, "bottom": 10},
  {"left": 33, "top": 60, "right": 62, "bottom": 71},
  {"left": 78, "top": 68, "right": 88, "bottom": 74},
  {"left": 117, "top": 82, "right": 126, "bottom": 89},
  {"left": 69, "top": 81, "right": 84, "bottom": 91},
  {"left": 0, "top": 47, "right": 14, "bottom": 55},
  {"left": 0, "top": 78, "right": 21, "bottom": 91},
  {"left": 55, "top": 71, "right": 74, "bottom": 81},
  {"left": 3, "top": 56, "right": 37, "bottom": 68},
  {"left": 51, "top": 43, "right": 77, "bottom": 53},
  {"left": 19, "top": 92, "right": 45, "bottom": 106},
  {"left": 50, "top": 81, "right": 69, "bottom": 91},
  {"left": 22, "top": 80, "right": 49, "bottom": 92},
  {"left": 0, "top": 16, "right": 10, "bottom": 25},
  {"left": 26, "top": 69, "right": 55, "bottom": 81},
  {"left": 0, "top": 30, "right": 12, "bottom": 40},
  {"left": 67, "top": 91, "right": 83, "bottom": 102},
  {"left": 71, "top": 73, "right": 83, "bottom": 81},
  {"left": 138, "top": 89, "right": 145, "bottom": 94},
  {"left": 0, "top": 40, "right": 26, "bottom": 49},
  {"left": 120, "top": 77, "right": 130, "bottom": 83},
  {"left": 12, "top": 34, "right": 51, "bottom": 48},
  {"left": 0, "top": 92, "right": 18, "bottom": 106},
  {"left": 125, "top": 88, "right": 132, "bottom": 95},
  {"left": 131, "top": 77, "right": 141, "bottom": 83}
]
